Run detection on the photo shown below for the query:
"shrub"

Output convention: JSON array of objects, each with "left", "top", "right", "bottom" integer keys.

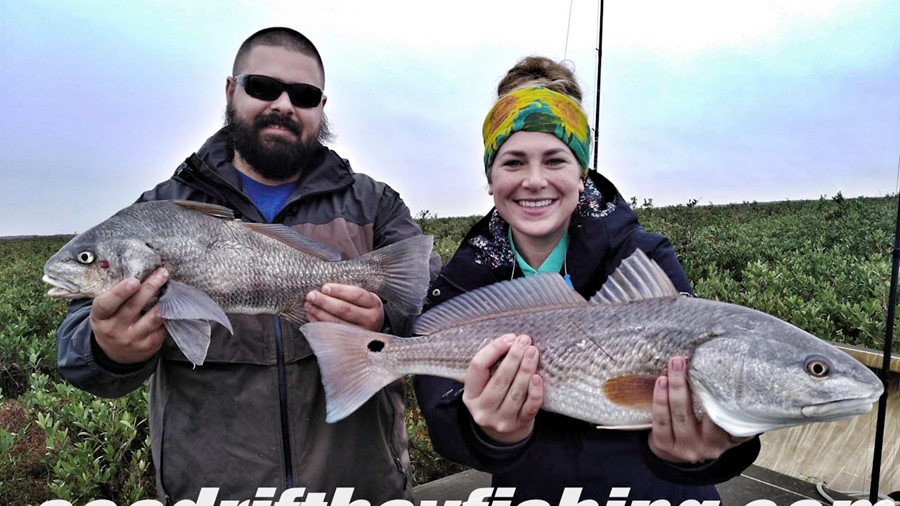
[{"left": 1, "top": 195, "right": 898, "bottom": 501}]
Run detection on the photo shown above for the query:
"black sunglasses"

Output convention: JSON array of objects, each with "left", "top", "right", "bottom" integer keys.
[{"left": 233, "top": 74, "right": 323, "bottom": 108}]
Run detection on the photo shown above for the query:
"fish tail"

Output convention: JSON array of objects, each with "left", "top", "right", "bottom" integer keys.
[
  {"left": 359, "top": 235, "right": 434, "bottom": 315},
  {"left": 301, "top": 321, "right": 403, "bottom": 423}
]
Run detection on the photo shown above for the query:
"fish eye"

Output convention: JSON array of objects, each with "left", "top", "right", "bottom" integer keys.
[
  {"left": 804, "top": 356, "right": 830, "bottom": 378},
  {"left": 76, "top": 251, "right": 95, "bottom": 264}
]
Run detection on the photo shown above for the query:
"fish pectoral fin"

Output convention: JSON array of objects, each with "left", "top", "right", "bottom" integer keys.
[
  {"left": 594, "top": 423, "right": 653, "bottom": 431},
  {"left": 164, "top": 319, "right": 211, "bottom": 367},
  {"left": 155, "top": 280, "right": 233, "bottom": 333},
  {"left": 602, "top": 374, "right": 657, "bottom": 411}
]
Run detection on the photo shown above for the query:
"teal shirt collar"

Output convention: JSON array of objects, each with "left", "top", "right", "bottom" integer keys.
[{"left": 508, "top": 228, "right": 569, "bottom": 276}]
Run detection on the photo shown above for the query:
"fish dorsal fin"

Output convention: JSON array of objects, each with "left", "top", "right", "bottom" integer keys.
[
  {"left": 240, "top": 223, "right": 342, "bottom": 262},
  {"left": 590, "top": 249, "right": 679, "bottom": 305},
  {"left": 172, "top": 200, "right": 342, "bottom": 261},
  {"left": 414, "top": 273, "right": 587, "bottom": 335},
  {"left": 173, "top": 200, "right": 236, "bottom": 220}
]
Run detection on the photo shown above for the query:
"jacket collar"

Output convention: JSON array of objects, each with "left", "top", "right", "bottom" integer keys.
[{"left": 176, "top": 126, "right": 356, "bottom": 220}]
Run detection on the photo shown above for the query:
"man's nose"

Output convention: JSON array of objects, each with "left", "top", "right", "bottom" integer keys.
[{"left": 267, "top": 90, "right": 295, "bottom": 112}]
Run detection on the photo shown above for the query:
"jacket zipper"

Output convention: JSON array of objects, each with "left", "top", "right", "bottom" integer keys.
[
  {"left": 179, "top": 153, "right": 358, "bottom": 488},
  {"left": 273, "top": 315, "right": 294, "bottom": 488},
  {"left": 380, "top": 392, "right": 409, "bottom": 491}
]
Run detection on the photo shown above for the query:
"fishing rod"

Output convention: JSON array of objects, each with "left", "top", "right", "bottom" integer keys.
[
  {"left": 870, "top": 155, "right": 900, "bottom": 502},
  {"left": 592, "top": 0, "right": 604, "bottom": 172}
]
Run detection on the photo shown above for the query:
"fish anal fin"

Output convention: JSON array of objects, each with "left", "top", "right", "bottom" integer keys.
[
  {"left": 602, "top": 374, "right": 657, "bottom": 411},
  {"left": 281, "top": 305, "right": 309, "bottom": 325},
  {"left": 240, "top": 223, "right": 342, "bottom": 262}
]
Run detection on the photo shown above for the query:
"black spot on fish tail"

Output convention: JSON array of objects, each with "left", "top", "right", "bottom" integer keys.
[{"left": 367, "top": 340, "right": 385, "bottom": 352}]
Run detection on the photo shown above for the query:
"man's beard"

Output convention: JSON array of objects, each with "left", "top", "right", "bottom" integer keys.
[{"left": 225, "top": 104, "right": 334, "bottom": 182}]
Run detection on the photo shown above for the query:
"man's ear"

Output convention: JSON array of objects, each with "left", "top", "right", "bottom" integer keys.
[{"left": 225, "top": 77, "right": 236, "bottom": 100}]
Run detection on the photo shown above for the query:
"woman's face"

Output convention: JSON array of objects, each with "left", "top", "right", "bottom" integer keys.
[{"left": 489, "top": 131, "right": 584, "bottom": 249}]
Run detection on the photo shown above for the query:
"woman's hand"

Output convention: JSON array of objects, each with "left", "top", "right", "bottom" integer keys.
[
  {"left": 648, "top": 356, "right": 753, "bottom": 463},
  {"left": 462, "top": 333, "right": 544, "bottom": 444}
]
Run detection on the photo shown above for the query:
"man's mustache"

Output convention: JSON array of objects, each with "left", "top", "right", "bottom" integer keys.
[{"left": 256, "top": 113, "right": 302, "bottom": 135}]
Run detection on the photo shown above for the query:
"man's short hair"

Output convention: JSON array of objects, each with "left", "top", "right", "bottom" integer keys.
[{"left": 232, "top": 27, "right": 325, "bottom": 80}]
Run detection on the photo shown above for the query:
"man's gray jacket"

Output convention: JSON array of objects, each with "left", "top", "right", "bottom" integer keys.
[{"left": 56, "top": 127, "right": 429, "bottom": 503}]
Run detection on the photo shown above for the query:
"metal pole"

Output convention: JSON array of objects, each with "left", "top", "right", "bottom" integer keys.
[
  {"left": 870, "top": 190, "right": 899, "bottom": 501},
  {"left": 592, "top": 0, "right": 604, "bottom": 171}
]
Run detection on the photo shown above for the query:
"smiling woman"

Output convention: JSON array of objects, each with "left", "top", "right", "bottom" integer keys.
[
  {"left": 412, "top": 55, "right": 761, "bottom": 504},
  {"left": 488, "top": 131, "right": 584, "bottom": 268}
]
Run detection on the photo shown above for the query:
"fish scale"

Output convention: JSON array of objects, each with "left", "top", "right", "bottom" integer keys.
[
  {"left": 301, "top": 249, "right": 884, "bottom": 437},
  {"left": 385, "top": 301, "right": 715, "bottom": 424}
]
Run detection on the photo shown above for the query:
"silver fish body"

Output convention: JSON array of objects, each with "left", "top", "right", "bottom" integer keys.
[
  {"left": 301, "top": 250, "right": 884, "bottom": 437},
  {"left": 44, "top": 200, "right": 434, "bottom": 365}
]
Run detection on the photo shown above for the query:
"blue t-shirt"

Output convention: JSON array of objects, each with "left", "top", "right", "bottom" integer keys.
[{"left": 237, "top": 172, "right": 297, "bottom": 223}]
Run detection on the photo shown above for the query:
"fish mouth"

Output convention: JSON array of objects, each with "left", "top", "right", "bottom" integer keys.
[
  {"left": 42, "top": 275, "right": 83, "bottom": 299},
  {"left": 801, "top": 394, "right": 883, "bottom": 420}
]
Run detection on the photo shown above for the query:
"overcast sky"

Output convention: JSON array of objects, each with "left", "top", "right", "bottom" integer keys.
[{"left": 2, "top": 0, "right": 898, "bottom": 236}]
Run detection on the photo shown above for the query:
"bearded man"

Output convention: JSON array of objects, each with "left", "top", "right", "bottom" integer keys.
[{"left": 56, "top": 27, "right": 431, "bottom": 503}]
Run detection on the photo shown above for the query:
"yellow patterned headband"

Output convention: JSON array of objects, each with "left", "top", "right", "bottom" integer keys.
[{"left": 482, "top": 86, "right": 591, "bottom": 177}]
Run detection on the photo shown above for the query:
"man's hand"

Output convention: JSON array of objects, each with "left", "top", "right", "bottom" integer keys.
[
  {"left": 305, "top": 283, "right": 385, "bottom": 331},
  {"left": 90, "top": 267, "right": 170, "bottom": 364},
  {"left": 648, "top": 356, "right": 753, "bottom": 463},
  {"left": 462, "top": 333, "right": 544, "bottom": 445}
]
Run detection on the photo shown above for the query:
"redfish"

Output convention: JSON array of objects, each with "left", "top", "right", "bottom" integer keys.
[{"left": 301, "top": 250, "right": 883, "bottom": 437}]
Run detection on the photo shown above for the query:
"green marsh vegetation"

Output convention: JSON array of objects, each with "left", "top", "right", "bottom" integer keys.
[{"left": 1, "top": 193, "right": 896, "bottom": 504}]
